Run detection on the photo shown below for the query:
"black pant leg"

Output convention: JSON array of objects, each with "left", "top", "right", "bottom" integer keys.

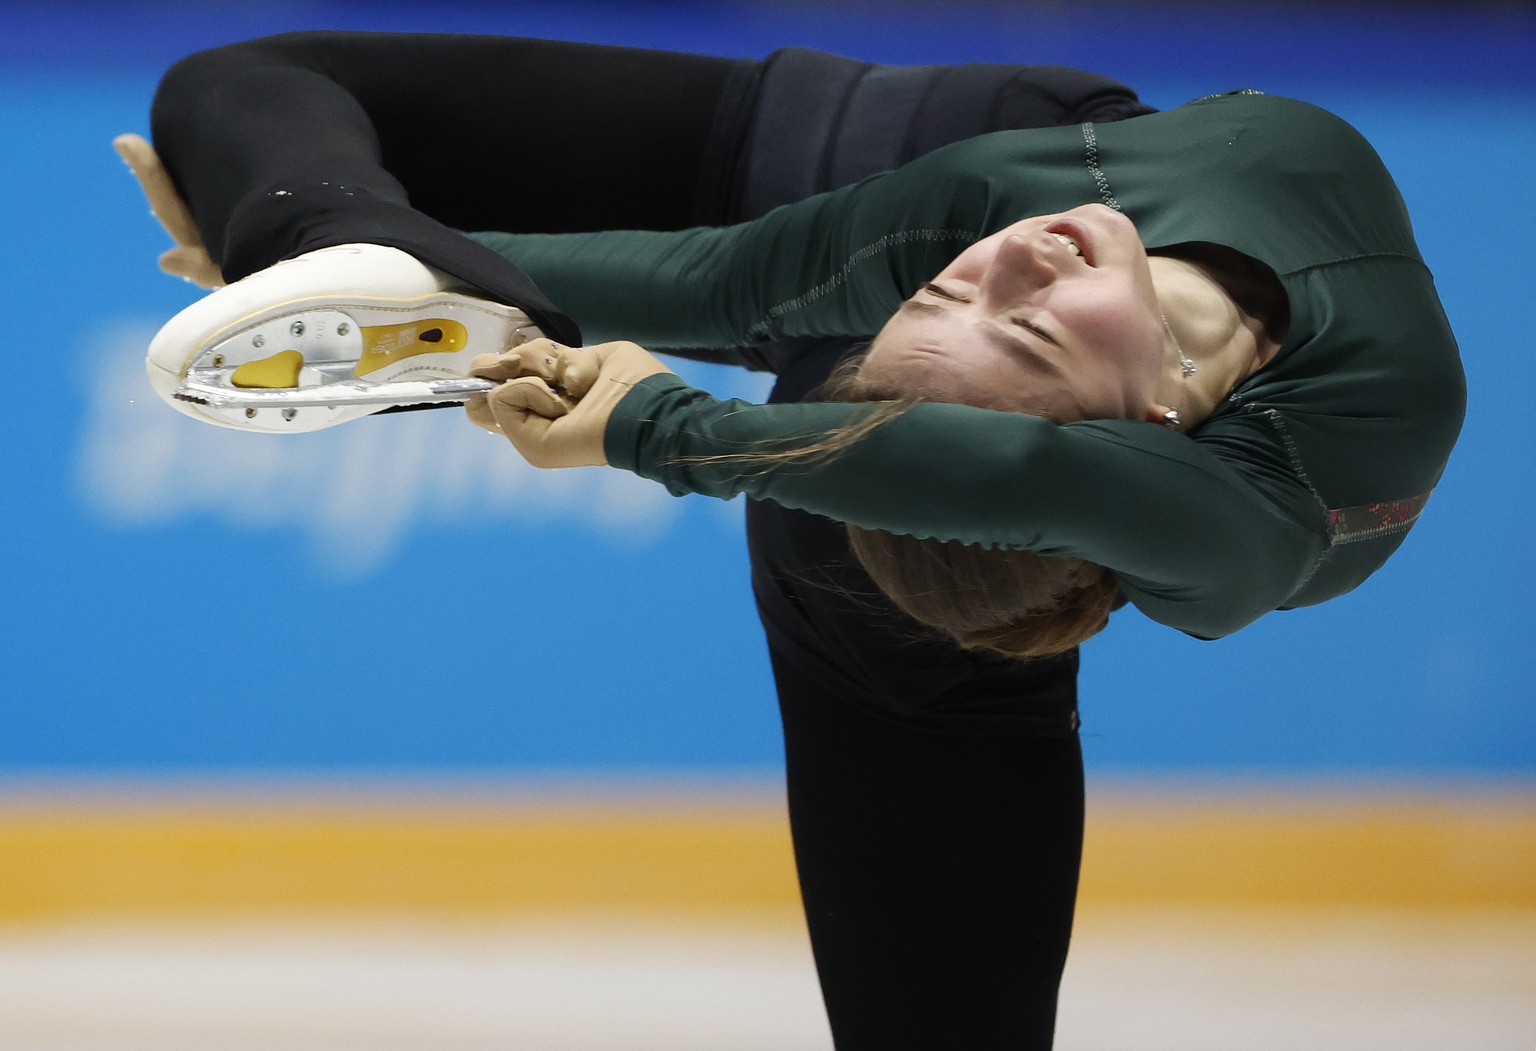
[
  {"left": 149, "top": 31, "right": 752, "bottom": 344},
  {"left": 770, "top": 646, "right": 1084, "bottom": 1051}
]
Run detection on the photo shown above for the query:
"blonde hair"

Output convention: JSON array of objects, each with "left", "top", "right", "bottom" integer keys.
[
  {"left": 845, "top": 527, "right": 1119, "bottom": 659},
  {"left": 785, "top": 357, "right": 1116, "bottom": 659}
]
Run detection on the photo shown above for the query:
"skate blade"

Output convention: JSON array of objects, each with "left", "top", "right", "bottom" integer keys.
[
  {"left": 174, "top": 372, "right": 495, "bottom": 410},
  {"left": 174, "top": 373, "right": 497, "bottom": 427}
]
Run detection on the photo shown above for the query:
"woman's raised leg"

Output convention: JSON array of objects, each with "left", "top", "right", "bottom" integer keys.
[{"left": 149, "top": 31, "right": 753, "bottom": 340}]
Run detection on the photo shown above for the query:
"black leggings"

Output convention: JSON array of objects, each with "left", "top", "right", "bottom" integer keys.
[
  {"left": 152, "top": 33, "right": 1151, "bottom": 1049},
  {"left": 773, "top": 652, "right": 1084, "bottom": 1048}
]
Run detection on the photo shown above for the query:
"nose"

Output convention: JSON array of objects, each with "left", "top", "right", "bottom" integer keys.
[{"left": 979, "top": 231, "right": 1057, "bottom": 308}]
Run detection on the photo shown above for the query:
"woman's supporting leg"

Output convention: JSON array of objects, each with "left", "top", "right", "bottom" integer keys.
[
  {"left": 149, "top": 31, "right": 752, "bottom": 342},
  {"left": 770, "top": 646, "right": 1084, "bottom": 1050}
]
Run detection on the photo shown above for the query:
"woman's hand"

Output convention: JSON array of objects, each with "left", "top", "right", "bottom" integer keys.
[
  {"left": 466, "top": 338, "right": 674, "bottom": 467},
  {"left": 113, "top": 133, "right": 225, "bottom": 289}
]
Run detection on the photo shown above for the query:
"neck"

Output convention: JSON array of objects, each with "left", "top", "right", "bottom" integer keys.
[{"left": 1147, "top": 255, "right": 1277, "bottom": 428}]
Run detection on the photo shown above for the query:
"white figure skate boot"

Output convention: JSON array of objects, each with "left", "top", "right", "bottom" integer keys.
[{"left": 146, "top": 243, "right": 542, "bottom": 433}]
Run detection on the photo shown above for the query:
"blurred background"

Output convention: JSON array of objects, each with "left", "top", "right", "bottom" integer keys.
[{"left": 2, "top": 1, "right": 1533, "bottom": 1048}]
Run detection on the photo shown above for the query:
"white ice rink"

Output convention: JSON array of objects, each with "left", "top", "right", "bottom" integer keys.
[{"left": 3, "top": 908, "right": 1532, "bottom": 1051}]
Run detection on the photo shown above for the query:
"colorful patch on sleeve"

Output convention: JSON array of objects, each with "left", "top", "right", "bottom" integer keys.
[{"left": 1327, "top": 492, "right": 1432, "bottom": 545}]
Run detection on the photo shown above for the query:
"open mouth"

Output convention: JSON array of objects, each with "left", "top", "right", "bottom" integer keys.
[{"left": 1044, "top": 220, "right": 1095, "bottom": 266}]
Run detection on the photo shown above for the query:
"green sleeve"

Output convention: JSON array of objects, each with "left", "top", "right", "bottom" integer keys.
[
  {"left": 467, "top": 150, "right": 1000, "bottom": 347},
  {"left": 604, "top": 374, "right": 1329, "bottom": 640}
]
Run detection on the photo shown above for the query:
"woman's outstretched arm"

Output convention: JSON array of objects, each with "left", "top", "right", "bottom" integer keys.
[
  {"left": 603, "top": 374, "right": 1327, "bottom": 639},
  {"left": 469, "top": 342, "right": 1327, "bottom": 640}
]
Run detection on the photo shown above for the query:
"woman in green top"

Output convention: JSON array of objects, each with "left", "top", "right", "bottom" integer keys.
[
  {"left": 132, "top": 33, "right": 1462, "bottom": 1051},
  {"left": 468, "top": 88, "right": 1463, "bottom": 645}
]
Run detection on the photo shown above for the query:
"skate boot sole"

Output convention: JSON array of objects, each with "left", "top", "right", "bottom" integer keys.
[{"left": 145, "top": 245, "right": 540, "bottom": 433}]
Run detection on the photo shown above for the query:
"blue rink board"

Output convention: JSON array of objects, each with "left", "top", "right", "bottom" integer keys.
[{"left": 1, "top": 1, "right": 1532, "bottom": 775}]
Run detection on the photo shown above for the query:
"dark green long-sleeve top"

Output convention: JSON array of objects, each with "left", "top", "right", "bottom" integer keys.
[{"left": 471, "top": 92, "right": 1464, "bottom": 639}]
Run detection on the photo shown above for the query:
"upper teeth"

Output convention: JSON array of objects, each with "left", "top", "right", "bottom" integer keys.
[{"left": 1054, "top": 233, "right": 1082, "bottom": 256}]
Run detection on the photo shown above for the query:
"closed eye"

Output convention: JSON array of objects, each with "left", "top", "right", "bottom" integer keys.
[{"left": 1012, "top": 317, "right": 1059, "bottom": 346}]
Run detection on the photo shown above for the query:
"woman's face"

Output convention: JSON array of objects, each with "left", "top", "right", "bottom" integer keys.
[{"left": 862, "top": 204, "right": 1166, "bottom": 421}]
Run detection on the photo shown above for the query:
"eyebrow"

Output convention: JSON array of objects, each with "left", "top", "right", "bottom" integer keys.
[{"left": 898, "top": 297, "right": 1067, "bottom": 378}]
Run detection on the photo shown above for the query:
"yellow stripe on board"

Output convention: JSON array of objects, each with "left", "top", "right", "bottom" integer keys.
[
  {"left": 0, "top": 801, "right": 802, "bottom": 921},
  {"left": 1081, "top": 789, "right": 1536, "bottom": 910},
  {"left": 2, "top": 784, "right": 1532, "bottom": 920}
]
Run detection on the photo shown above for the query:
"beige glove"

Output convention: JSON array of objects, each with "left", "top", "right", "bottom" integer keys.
[
  {"left": 113, "top": 133, "right": 225, "bottom": 289},
  {"left": 466, "top": 338, "right": 673, "bottom": 468}
]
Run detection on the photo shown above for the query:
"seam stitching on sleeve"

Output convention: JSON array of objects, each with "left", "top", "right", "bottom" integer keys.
[{"left": 1080, "top": 122, "right": 1122, "bottom": 211}]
